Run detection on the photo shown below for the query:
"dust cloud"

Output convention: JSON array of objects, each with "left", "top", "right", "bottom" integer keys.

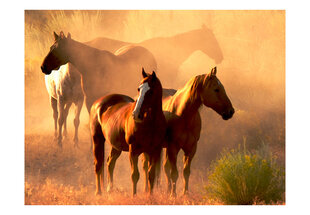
[{"left": 25, "top": 10, "right": 285, "bottom": 204}]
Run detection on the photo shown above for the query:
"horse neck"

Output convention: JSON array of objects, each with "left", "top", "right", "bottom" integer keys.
[
  {"left": 170, "top": 75, "right": 204, "bottom": 117},
  {"left": 66, "top": 39, "right": 104, "bottom": 73},
  {"left": 169, "top": 29, "right": 202, "bottom": 61}
]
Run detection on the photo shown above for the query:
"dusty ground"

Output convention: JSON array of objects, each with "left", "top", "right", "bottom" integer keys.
[{"left": 25, "top": 128, "right": 216, "bottom": 205}]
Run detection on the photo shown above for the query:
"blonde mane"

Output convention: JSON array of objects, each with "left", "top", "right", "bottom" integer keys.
[{"left": 164, "top": 74, "right": 208, "bottom": 116}]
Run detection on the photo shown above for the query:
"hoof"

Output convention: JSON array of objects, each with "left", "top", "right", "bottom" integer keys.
[
  {"left": 95, "top": 190, "right": 102, "bottom": 196},
  {"left": 107, "top": 185, "right": 113, "bottom": 193}
]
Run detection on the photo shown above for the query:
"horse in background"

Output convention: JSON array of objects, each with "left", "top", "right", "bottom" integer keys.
[
  {"left": 89, "top": 69, "right": 166, "bottom": 196},
  {"left": 143, "top": 67, "right": 234, "bottom": 196},
  {"left": 114, "top": 45, "right": 157, "bottom": 74},
  {"left": 85, "top": 25, "right": 223, "bottom": 87},
  {"left": 44, "top": 63, "right": 84, "bottom": 147},
  {"left": 41, "top": 31, "right": 156, "bottom": 113}
]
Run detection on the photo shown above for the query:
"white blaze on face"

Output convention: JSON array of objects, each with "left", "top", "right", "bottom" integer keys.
[{"left": 132, "top": 82, "right": 150, "bottom": 121}]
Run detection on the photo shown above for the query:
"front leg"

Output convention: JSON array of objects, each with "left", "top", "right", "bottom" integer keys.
[
  {"left": 142, "top": 153, "right": 149, "bottom": 193},
  {"left": 129, "top": 146, "right": 140, "bottom": 196},
  {"left": 57, "top": 99, "right": 65, "bottom": 147},
  {"left": 147, "top": 148, "right": 161, "bottom": 194},
  {"left": 183, "top": 142, "right": 197, "bottom": 195}
]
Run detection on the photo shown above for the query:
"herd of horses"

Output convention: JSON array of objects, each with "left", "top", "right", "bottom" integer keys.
[{"left": 41, "top": 27, "right": 234, "bottom": 197}]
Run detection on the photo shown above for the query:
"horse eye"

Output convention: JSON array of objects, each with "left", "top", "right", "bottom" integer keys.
[
  {"left": 137, "top": 88, "right": 140, "bottom": 92},
  {"left": 214, "top": 89, "right": 220, "bottom": 93}
]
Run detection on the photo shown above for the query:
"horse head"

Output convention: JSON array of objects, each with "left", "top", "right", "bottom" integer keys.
[
  {"left": 41, "top": 31, "right": 71, "bottom": 75},
  {"left": 200, "top": 67, "right": 234, "bottom": 120},
  {"left": 132, "top": 68, "right": 162, "bottom": 122},
  {"left": 198, "top": 25, "right": 224, "bottom": 64}
]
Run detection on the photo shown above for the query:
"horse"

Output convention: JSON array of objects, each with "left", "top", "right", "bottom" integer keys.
[
  {"left": 142, "top": 67, "right": 234, "bottom": 196},
  {"left": 85, "top": 25, "right": 223, "bottom": 86},
  {"left": 41, "top": 31, "right": 157, "bottom": 113},
  {"left": 44, "top": 63, "right": 84, "bottom": 147},
  {"left": 89, "top": 69, "right": 166, "bottom": 196}
]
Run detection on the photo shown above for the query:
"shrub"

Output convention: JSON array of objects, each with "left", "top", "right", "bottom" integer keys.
[{"left": 205, "top": 142, "right": 285, "bottom": 205}]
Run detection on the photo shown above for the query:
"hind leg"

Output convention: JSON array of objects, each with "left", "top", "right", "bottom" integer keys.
[
  {"left": 107, "top": 147, "right": 122, "bottom": 192},
  {"left": 90, "top": 120, "right": 105, "bottom": 195},
  {"left": 73, "top": 99, "right": 83, "bottom": 147},
  {"left": 50, "top": 97, "right": 58, "bottom": 140},
  {"left": 163, "top": 148, "right": 172, "bottom": 194},
  {"left": 167, "top": 145, "right": 180, "bottom": 197}
]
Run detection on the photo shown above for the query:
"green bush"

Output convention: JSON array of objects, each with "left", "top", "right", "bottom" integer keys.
[{"left": 205, "top": 142, "right": 285, "bottom": 205}]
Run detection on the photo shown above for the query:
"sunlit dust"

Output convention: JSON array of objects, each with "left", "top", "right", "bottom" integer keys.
[{"left": 25, "top": 10, "right": 285, "bottom": 205}]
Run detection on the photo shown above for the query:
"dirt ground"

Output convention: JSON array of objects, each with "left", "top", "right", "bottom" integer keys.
[{"left": 25, "top": 127, "right": 216, "bottom": 205}]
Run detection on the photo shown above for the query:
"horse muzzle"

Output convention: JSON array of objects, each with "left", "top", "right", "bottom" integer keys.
[
  {"left": 41, "top": 65, "right": 51, "bottom": 75},
  {"left": 222, "top": 108, "right": 235, "bottom": 120}
]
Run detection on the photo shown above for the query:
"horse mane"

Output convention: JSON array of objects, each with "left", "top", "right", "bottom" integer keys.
[{"left": 165, "top": 74, "right": 208, "bottom": 116}]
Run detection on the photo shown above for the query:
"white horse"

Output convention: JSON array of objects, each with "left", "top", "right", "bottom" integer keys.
[{"left": 45, "top": 63, "right": 84, "bottom": 147}]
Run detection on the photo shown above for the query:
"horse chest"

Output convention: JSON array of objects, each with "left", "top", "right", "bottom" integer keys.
[{"left": 166, "top": 116, "right": 200, "bottom": 147}]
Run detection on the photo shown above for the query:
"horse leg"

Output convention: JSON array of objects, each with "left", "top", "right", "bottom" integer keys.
[
  {"left": 182, "top": 143, "right": 197, "bottom": 195},
  {"left": 57, "top": 99, "right": 65, "bottom": 147},
  {"left": 129, "top": 146, "right": 140, "bottom": 196},
  {"left": 163, "top": 148, "right": 172, "bottom": 194},
  {"left": 73, "top": 99, "right": 83, "bottom": 147},
  {"left": 106, "top": 147, "right": 122, "bottom": 192},
  {"left": 167, "top": 145, "right": 180, "bottom": 197},
  {"left": 148, "top": 149, "right": 161, "bottom": 194},
  {"left": 90, "top": 119, "right": 105, "bottom": 195},
  {"left": 63, "top": 102, "right": 72, "bottom": 138},
  {"left": 86, "top": 96, "right": 94, "bottom": 152},
  {"left": 50, "top": 97, "right": 58, "bottom": 140},
  {"left": 142, "top": 153, "right": 149, "bottom": 193}
]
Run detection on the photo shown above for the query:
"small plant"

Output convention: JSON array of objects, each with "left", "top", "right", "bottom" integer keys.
[{"left": 205, "top": 141, "right": 285, "bottom": 205}]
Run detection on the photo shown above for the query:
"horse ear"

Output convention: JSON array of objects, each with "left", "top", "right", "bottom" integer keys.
[
  {"left": 67, "top": 32, "right": 71, "bottom": 39},
  {"left": 60, "top": 31, "right": 65, "bottom": 39},
  {"left": 142, "top": 67, "right": 147, "bottom": 78},
  {"left": 53, "top": 32, "right": 59, "bottom": 41},
  {"left": 151, "top": 71, "right": 157, "bottom": 79},
  {"left": 211, "top": 67, "right": 217, "bottom": 76}
]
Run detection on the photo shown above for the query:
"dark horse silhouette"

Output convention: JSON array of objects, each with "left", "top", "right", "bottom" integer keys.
[
  {"left": 89, "top": 69, "right": 166, "bottom": 196},
  {"left": 86, "top": 25, "right": 223, "bottom": 86},
  {"left": 41, "top": 32, "right": 157, "bottom": 113}
]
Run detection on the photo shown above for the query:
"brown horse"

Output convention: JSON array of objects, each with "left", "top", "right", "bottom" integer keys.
[
  {"left": 41, "top": 31, "right": 157, "bottom": 113},
  {"left": 85, "top": 25, "right": 223, "bottom": 86},
  {"left": 89, "top": 69, "right": 166, "bottom": 196},
  {"left": 143, "top": 67, "right": 234, "bottom": 196}
]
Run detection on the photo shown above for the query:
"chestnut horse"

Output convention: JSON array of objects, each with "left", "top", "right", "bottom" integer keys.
[
  {"left": 41, "top": 31, "right": 157, "bottom": 113},
  {"left": 143, "top": 67, "right": 234, "bottom": 196},
  {"left": 45, "top": 63, "right": 84, "bottom": 147},
  {"left": 89, "top": 69, "right": 166, "bottom": 196}
]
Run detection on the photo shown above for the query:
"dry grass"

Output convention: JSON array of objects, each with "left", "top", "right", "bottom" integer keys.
[{"left": 25, "top": 133, "right": 218, "bottom": 205}]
